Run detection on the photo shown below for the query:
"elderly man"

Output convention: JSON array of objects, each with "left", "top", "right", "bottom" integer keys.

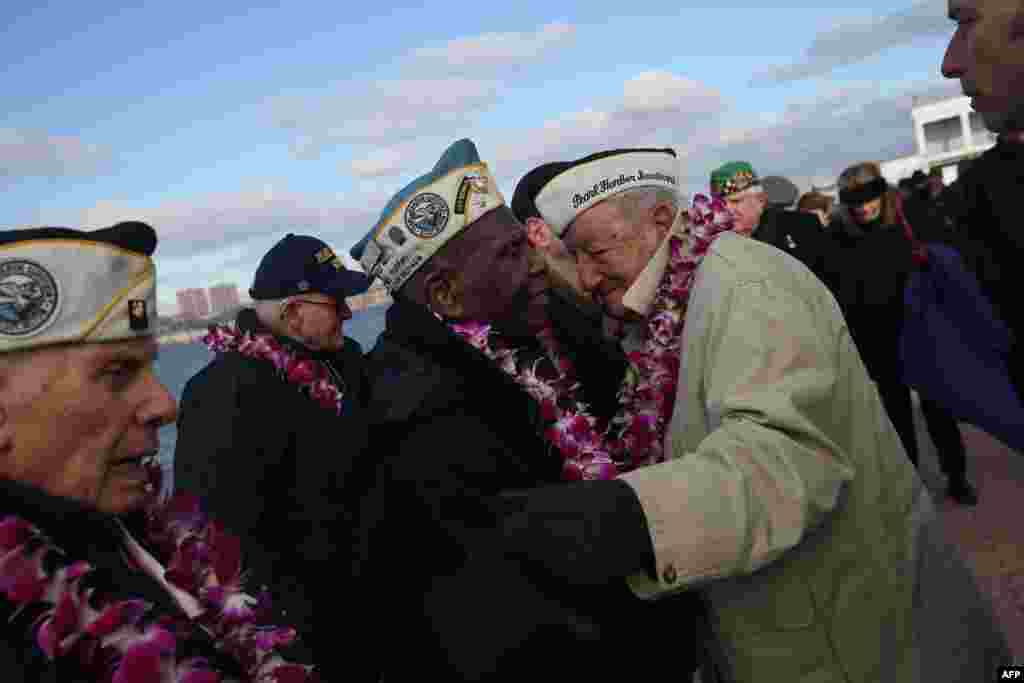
[
  {"left": 0, "top": 222, "right": 317, "bottom": 681},
  {"left": 511, "top": 160, "right": 610, "bottom": 334},
  {"left": 710, "top": 161, "right": 836, "bottom": 290},
  {"left": 348, "top": 139, "right": 706, "bottom": 681},
  {"left": 940, "top": 0, "right": 1024, "bottom": 400},
  {"left": 489, "top": 146, "right": 1011, "bottom": 682},
  {"left": 174, "top": 233, "right": 372, "bottom": 674}
]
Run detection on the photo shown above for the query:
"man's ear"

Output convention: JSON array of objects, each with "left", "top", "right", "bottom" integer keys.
[
  {"left": 651, "top": 201, "right": 677, "bottom": 241},
  {"left": 424, "top": 266, "right": 465, "bottom": 319},
  {"left": 0, "top": 404, "right": 11, "bottom": 455},
  {"left": 280, "top": 299, "right": 306, "bottom": 336},
  {"left": 524, "top": 217, "right": 552, "bottom": 250}
]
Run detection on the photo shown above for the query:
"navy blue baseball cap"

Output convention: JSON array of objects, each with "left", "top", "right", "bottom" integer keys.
[{"left": 250, "top": 234, "right": 371, "bottom": 301}]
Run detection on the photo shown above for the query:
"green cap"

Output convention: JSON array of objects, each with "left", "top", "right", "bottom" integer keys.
[{"left": 710, "top": 161, "right": 760, "bottom": 198}]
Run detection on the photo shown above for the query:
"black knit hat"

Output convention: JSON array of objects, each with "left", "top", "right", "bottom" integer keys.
[{"left": 511, "top": 161, "right": 571, "bottom": 224}]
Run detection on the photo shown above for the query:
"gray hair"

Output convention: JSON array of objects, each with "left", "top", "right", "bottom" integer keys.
[
  {"left": 253, "top": 297, "right": 292, "bottom": 337},
  {"left": 608, "top": 186, "right": 680, "bottom": 223}
]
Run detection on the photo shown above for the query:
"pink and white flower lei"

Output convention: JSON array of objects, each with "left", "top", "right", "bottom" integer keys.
[
  {"left": 202, "top": 326, "right": 344, "bottom": 415},
  {"left": 0, "top": 463, "right": 319, "bottom": 683},
  {"left": 450, "top": 194, "right": 735, "bottom": 481}
]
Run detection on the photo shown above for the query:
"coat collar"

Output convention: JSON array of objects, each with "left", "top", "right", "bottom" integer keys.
[{"left": 0, "top": 477, "right": 128, "bottom": 557}]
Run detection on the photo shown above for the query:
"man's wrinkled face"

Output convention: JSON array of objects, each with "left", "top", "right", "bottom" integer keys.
[
  {"left": 452, "top": 207, "right": 549, "bottom": 336},
  {"left": 0, "top": 339, "right": 177, "bottom": 514},
  {"left": 724, "top": 191, "right": 767, "bottom": 236},
  {"left": 284, "top": 293, "right": 352, "bottom": 352},
  {"left": 565, "top": 199, "right": 664, "bottom": 319},
  {"left": 943, "top": 0, "right": 1024, "bottom": 132}
]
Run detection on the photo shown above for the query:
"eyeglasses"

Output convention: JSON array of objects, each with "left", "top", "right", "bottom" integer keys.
[
  {"left": 279, "top": 297, "right": 349, "bottom": 319},
  {"left": 291, "top": 299, "right": 338, "bottom": 309}
]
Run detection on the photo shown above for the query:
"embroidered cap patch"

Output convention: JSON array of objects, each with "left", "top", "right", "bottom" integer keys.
[{"left": 128, "top": 299, "right": 149, "bottom": 331}]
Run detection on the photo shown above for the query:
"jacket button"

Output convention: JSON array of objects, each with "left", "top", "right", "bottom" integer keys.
[{"left": 662, "top": 564, "right": 678, "bottom": 584}]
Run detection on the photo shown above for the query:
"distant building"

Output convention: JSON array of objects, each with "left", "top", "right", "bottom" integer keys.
[
  {"left": 809, "top": 94, "right": 995, "bottom": 199},
  {"left": 882, "top": 95, "right": 996, "bottom": 186},
  {"left": 208, "top": 283, "right": 241, "bottom": 315},
  {"left": 176, "top": 288, "right": 211, "bottom": 320}
]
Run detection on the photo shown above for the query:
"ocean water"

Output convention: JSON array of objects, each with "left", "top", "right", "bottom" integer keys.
[{"left": 154, "top": 305, "right": 389, "bottom": 478}]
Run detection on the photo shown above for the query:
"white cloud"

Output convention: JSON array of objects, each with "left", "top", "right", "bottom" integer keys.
[
  {"left": 69, "top": 184, "right": 379, "bottom": 263},
  {"left": 0, "top": 128, "right": 110, "bottom": 180},
  {"left": 753, "top": 0, "right": 950, "bottom": 84},
  {"left": 271, "top": 77, "right": 499, "bottom": 158},
  {"left": 487, "top": 71, "right": 724, "bottom": 172},
  {"left": 412, "top": 22, "right": 575, "bottom": 67},
  {"left": 274, "top": 21, "right": 577, "bottom": 159},
  {"left": 342, "top": 71, "right": 724, "bottom": 190},
  {"left": 677, "top": 80, "right": 961, "bottom": 196}
]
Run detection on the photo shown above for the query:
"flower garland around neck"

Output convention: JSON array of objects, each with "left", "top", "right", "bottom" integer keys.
[
  {"left": 202, "top": 325, "right": 344, "bottom": 416},
  {"left": 0, "top": 462, "right": 319, "bottom": 682},
  {"left": 450, "top": 194, "right": 736, "bottom": 482}
]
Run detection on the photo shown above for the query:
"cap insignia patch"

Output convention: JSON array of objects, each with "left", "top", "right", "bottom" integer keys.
[
  {"left": 128, "top": 299, "right": 149, "bottom": 331},
  {"left": 0, "top": 259, "right": 60, "bottom": 338},
  {"left": 404, "top": 192, "right": 450, "bottom": 239}
]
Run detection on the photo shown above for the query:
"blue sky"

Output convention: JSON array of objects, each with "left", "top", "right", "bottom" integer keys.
[{"left": 0, "top": 0, "right": 962, "bottom": 312}]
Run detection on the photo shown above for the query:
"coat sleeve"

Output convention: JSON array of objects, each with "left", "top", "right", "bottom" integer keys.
[{"left": 620, "top": 278, "right": 856, "bottom": 598}]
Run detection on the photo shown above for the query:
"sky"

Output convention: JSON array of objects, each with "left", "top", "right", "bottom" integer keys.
[{"left": 0, "top": 0, "right": 964, "bottom": 313}]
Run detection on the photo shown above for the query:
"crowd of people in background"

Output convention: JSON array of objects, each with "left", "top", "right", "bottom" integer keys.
[{"left": 1, "top": 0, "right": 1023, "bottom": 681}]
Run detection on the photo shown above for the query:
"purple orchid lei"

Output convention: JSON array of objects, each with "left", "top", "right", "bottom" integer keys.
[
  {"left": 450, "top": 194, "right": 735, "bottom": 481},
  {"left": 0, "top": 463, "right": 320, "bottom": 683},
  {"left": 202, "top": 326, "right": 344, "bottom": 415}
]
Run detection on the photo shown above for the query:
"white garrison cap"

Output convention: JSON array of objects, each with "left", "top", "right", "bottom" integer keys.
[
  {"left": 534, "top": 147, "right": 681, "bottom": 236},
  {"left": 0, "top": 221, "right": 158, "bottom": 354}
]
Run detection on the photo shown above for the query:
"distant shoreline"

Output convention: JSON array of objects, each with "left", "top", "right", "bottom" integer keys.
[{"left": 158, "top": 330, "right": 207, "bottom": 345}]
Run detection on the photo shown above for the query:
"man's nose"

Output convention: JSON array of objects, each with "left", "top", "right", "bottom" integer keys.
[
  {"left": 577, "top": 258, "right": 602, "bottom": 293},
  {"left": 338, "top": 300, "right": 353, "bottom": 320},
  {"left": 941, "top": 32, "right": 964, "bottom": 80},
  {"left": 139, "top": 373, "right": 178, "bottom": 429}
]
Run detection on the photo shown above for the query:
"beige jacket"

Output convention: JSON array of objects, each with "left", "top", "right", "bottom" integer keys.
[{"left": 618, "top": 232, "right": 1009, "bottom": 681}]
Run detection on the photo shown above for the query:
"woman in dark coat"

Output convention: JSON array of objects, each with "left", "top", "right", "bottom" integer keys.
[{"left": 833, "top": 162, "right": 976, "bottom": 504}]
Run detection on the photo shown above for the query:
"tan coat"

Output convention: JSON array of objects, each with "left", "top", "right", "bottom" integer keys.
[{"left": 619, "top": 233, "right": 1010, "bottom": 682}]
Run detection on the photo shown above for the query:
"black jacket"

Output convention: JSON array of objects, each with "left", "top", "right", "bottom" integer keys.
[
  {"left": 0, "top": 479, "right": 286, "bottom": 682},
  {"left": 940, "top": 140, "right": 1024, "bottom": 396},
  {"left": 828, "top": 216, "right": 915, "bottom": 384},
  {"left": 752, "top": 207, "right": 838, "bottom": 291},
  {"left": 351, "top": 295, "right": 705, "bottom": 682},
  {"left": 173, "top": 308, "right": 371, "bottom": 675}
]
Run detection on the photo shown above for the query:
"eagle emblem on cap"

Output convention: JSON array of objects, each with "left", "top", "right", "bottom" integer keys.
[
  {"left": 404, "top": 192, "right": 451, "bottom": 239},
  {"left": 0, "top": 259, "right": 60, "bottom": 337}
]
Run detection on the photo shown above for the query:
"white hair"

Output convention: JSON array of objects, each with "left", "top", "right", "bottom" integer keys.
[
  {"left": 253, "top": 297, "right": 292, "bottom": 336},
  {"left": 609, "top": 186, "right": 680, "bottom": 222}
]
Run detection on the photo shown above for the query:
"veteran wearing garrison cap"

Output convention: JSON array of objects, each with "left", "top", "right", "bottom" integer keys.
[
  {"left": 348, "top": 139, "right": 706, "bottom": 682},
  {"left": 0, "top": 223, "right": 322, "bottom": 681},
  {"left": 709, "top": 161, "right": 838, "bottom": 290},
  {"left": 505, "top": 147, "right": 1011, "bottom": 682}
]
